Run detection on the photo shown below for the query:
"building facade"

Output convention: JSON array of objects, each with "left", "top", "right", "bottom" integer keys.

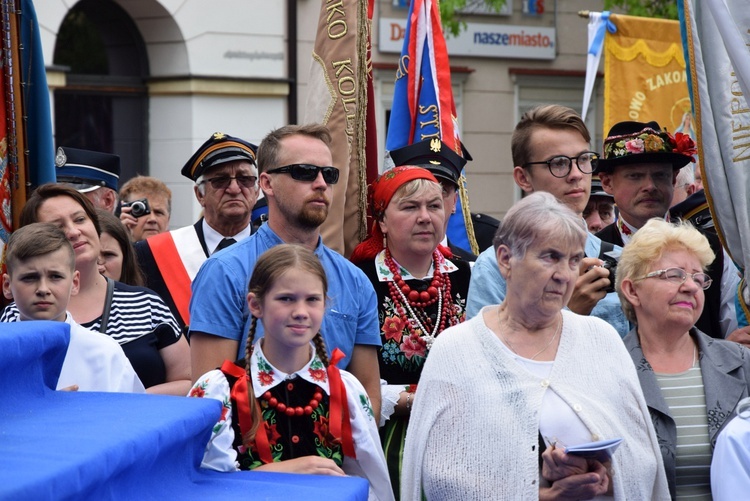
[{"left": 39, "top": 0, "right": 607, "bottom": 228}]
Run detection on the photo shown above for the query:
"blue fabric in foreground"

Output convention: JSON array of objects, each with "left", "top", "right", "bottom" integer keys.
[{"left": 0, "top": 321, "right": 368, "bottom": 500}]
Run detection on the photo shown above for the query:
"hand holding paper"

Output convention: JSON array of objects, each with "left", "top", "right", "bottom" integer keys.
[{"left": 565, "top": 437, "right": 623, "bottom": 463}]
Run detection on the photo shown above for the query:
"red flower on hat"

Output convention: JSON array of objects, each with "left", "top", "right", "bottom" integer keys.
[{"left": 672, "top": 132, "right": 697, "bottom": 162}]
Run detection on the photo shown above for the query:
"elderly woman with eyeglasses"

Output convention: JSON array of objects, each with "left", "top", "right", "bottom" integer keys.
[{"left": 616, "top": 218, "right": 750, "bottom": 499}]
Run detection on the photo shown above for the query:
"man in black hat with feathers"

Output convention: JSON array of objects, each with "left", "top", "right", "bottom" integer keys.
[{"left": 596, "top": 120, "right": 740, "bottom": 340}]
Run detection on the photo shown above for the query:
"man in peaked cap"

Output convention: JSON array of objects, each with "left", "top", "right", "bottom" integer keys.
[
  {"left": 55, "top": 146, "right": 120, "bottom": 213},
  {"left": 389, "top": 137, "right": 478, "bottom": 261},
  {"left": 583, "top": 175, "right": 616, "bottom": 233},
  {"left": 596, "top": 120, "right": 741, "bottom": 340},
  {"left": 135, "top": 132, "right": 259, "bottom": 333}
]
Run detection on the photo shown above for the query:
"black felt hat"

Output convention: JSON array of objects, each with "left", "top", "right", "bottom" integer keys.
[
  {"left": 55, "top": 147, "right": 120, "bottom": 192},
  {"left": 590, "top": 175, "right": 613, "bottom": 199},
  {"left": 595, "top": 120, "right": 694, "bottom": 174},
  {"left": 389, "top": 138, "right": 471, "bottom": 188},
  {"left": 181, "top": 132, "right": 257, "bottom": 181}
]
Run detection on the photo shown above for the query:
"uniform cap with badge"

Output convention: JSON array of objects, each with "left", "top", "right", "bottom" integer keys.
[
  {"left": 55, "top": 146, "right": 120, "bottom": 193},
  {"left": 181, "top": 132, "right": 258, "bottom": 182},
  {"left": 389, "top": 138, "right": 471, "bottom": 188}
]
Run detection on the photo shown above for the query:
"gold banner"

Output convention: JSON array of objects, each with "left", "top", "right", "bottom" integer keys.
[
  {"left": 604, "top": 14, "right": 694, "bottom": 138},
  {"left": 305, "top": 0, "right": 369, "bottom": 256}
]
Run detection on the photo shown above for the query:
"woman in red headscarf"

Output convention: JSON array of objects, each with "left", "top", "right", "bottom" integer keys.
[{"left": 350, "top": 165, "right": 470, "bottom": 499}]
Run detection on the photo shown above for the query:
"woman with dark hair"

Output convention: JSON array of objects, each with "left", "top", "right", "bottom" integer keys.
[
  {"left": 96, "top": 209, "right": 145, "bottom": 286},
  {"left": 1, "top": 183, "right": 190, "bottom": 396}
]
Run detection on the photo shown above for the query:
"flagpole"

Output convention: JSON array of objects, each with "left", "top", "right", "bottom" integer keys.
[{"left": 1, "top": 0, "right": 27, "bottom": 230}]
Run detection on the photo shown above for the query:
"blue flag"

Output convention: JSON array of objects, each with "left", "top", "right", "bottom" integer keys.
[
  {"left": 385, "top": 0, "right": 477, "bottom": 254},
  {"left": 21, "top": 0, "right": 55, "bottom": 187}
]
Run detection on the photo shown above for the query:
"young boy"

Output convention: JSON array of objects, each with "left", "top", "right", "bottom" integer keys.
[{"left": 2, "top": 223, "right": 144, "bottom": 393}]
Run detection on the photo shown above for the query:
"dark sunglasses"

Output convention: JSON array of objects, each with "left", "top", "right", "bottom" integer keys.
[
  {"left": 200, "top": 175, "right": 257, "bottom": 190},
  {"left": 265, "top": 164, "right": 340, "bottom": 185}
]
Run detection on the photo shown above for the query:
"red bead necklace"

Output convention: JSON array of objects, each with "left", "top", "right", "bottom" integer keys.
[
  {"left": 384, "top": 249, "right": 459, "bottom": 349},
  {"left": 261, "top": 387, "right": 323, "bottom": 417}
]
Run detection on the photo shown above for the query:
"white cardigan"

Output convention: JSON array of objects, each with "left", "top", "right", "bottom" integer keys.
[{"left": 402, "top": 308, "right": 670, "bottom": 500}]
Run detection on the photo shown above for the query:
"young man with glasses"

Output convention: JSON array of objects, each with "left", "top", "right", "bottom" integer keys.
[
  {"left": 595, "top": 120, "right": 742, "bottom": 341},
  {"left": 189, "top": 124, "right": 382, "bottom": 417},
  {"left": 466, "top": 104, "right": 630, "bottom": 336},
  {"left": 135, "top": 132, "right": 259, "bottom": 333}
]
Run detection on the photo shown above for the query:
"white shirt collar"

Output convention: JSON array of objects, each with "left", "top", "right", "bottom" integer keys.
[
  {"left": 249, "top": 339, "right": 331, "bottom": 397},
  {"left": 202, "top": 219, "right": 252, "bottom": 255},
  {"left": 374, "top": 249, "right": 458, "bottom": 282}
]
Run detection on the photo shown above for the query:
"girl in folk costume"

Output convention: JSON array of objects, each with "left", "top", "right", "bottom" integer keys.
[
  {"left": 349, "top": 166, "right": 470, "bottom": 499},
  {"left": 189, "top": 244, "right": 393, "bottom": 501}
]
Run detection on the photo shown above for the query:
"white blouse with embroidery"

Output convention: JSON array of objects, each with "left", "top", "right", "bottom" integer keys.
[{"left": 189, "top": 340, "right": 394, "bottom": 501}]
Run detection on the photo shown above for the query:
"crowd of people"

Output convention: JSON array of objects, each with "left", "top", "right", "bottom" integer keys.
[{"left": 3, "top": 104, "right": 750, "bottom": 500}]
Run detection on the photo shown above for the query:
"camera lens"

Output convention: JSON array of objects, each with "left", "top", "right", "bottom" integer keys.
[{"left": 131, "top": 201, "right": 147, "bottom": 218}]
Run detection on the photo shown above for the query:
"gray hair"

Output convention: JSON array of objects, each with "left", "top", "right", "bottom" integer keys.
[
  {"left": 493, "top": 191, "right": 587, "bottom": 258},
  {"left": 675, "top": 164, "right": 695, "bottom": 188}
]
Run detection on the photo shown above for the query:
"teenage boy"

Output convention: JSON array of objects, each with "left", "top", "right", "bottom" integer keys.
[{"left": 2, "top": 223, "right": 144, "bottom": 393}]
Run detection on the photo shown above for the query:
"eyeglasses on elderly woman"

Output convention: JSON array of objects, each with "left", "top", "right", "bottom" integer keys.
[{"left": 634, "top": 267, "right": 712, "bottom": 290}]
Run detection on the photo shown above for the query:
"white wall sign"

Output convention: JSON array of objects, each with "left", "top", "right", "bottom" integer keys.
[{"left": 378, "top": 18, "right": 556, "bottom": 60}]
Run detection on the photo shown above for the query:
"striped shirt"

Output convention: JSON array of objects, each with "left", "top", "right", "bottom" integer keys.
[
  {"left": 656, "top": 365, "right": 712, "bottom": 500},
  {"left": 1, "top": 282, "right": 181, "bottom": 388}
]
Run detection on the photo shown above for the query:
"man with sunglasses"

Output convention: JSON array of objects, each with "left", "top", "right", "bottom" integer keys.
[
  {"left": 595, "top": 120, "right": 741, "bottom": 341},
  {"left": 189, "top": 124, "right": 382, "bottom": 417},
  {"left": 135, "top": 132, "right": 259, "bottom": 333},
  {"left": 466, "top": 104, "right": 630, "bottom": 336}
]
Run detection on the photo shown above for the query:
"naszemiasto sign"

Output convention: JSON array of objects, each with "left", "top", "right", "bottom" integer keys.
[{"left": 379, "top": 18, "right": 556, "bottom": 60}]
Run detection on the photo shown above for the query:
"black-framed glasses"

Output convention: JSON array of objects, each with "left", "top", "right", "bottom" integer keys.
[
  {"left": 635, "top": 267, "right": 712, "bottom": 290},
  {"left": 200, "top": 175, "right": 257, "bottom": 190},
  {"left": 266, "top": 164, "right": 340, "bottom": 185},
  {"left": 524, "top": 151, "right": 599, "bottom": 178}
]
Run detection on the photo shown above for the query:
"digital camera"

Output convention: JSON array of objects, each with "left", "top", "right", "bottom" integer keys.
[
  {"left": 121, "top": 198, "right": 151, "bottom": 218},
  {"left": 602, "top": 256, "right": 617, "bottom": 293}
]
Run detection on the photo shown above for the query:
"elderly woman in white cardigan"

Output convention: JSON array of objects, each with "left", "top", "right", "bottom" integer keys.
[{"left": 401, "top": 192, "right": 669, "bottom": 500}]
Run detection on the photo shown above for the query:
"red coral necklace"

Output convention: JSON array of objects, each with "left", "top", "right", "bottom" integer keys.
[
  {"left": 261, "top": 387, "right": 323, "bottom": 417},
  {"left": 384, "top": 248, "right": 458, "bottom": 349}
]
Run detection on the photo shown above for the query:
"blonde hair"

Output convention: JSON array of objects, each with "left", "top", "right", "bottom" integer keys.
[
  {"left": 615, "top": 218, "right": 715, "bottom": 323},
  {"left": 381, "top": 178, "right": 443, "bottom": 218}
]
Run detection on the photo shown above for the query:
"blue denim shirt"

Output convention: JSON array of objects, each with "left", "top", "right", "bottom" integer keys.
[{"left": 189, "top": 224, "right": 381, "bottom": 367}]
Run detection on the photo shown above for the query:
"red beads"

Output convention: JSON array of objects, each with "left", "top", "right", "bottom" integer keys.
[
  {"left": 383, "top": 247, "right": 462, "bottom": 350},
  {"left": 260, "top": 386, "right": 324, "bottom": 418}
]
